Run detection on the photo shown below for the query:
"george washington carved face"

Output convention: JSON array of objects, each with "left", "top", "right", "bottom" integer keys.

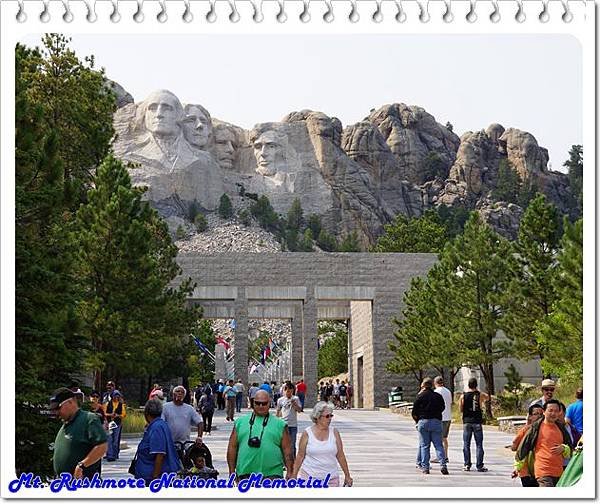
[{"left": 141, "top": 90, "right": 183, "bottom": 138}]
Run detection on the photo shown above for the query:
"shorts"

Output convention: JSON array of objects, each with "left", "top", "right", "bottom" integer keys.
[{"left": 441, "top": 420, "right": 451, "bottom": 438}]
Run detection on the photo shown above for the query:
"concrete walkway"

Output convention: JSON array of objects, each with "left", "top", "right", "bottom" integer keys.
[{"left": 102, "top": 407, "right": 520, "bottom": 487}]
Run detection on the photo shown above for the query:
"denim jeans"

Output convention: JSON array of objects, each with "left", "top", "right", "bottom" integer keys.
[
  {"left": 297, "top": 393, "right": 305, "bottom": 410},
  {"left": 107, "top": 424, "right": 122, "bottom": 460},
  {"left": 236, "top": 393, "right": 243, "bottom": 412},
  {"left": 417, "top": 419, "right": 446, "bottom": 470},
  {"left": 287, "top": 426, "right": 298, "bottom": 459},
  {"left": 463, "top": 423, "right": 484, "bottom": 469}
]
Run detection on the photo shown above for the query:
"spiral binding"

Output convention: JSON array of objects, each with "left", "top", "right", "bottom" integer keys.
[{"left": 14, "top": 0, "right": 577, "bottom": 24}]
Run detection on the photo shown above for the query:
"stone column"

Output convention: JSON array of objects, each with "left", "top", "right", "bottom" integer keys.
[
  {"left": 302, "top": 286, "right": 318, "bottom": 408},
  {"left": 234, "top": 288, "right": 249, "bottom": 388},
  {"left": 291, "top": 306, "right": 304, "bottom": 381}
]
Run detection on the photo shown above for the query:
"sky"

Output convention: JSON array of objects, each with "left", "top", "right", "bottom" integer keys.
[{"left": 22, "top": 33, "right": 582, "bottom": 170}]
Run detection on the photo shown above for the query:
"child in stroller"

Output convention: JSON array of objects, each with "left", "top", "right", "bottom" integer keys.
[{"left": 176, "top": 440, "right": 218, "bottom": 478}]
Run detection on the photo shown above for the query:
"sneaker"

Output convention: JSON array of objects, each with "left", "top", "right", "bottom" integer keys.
[
  {"left": 476, "top": 467, "right": 489, "bottom": 472},
  {"left": 422, "top": 469, "right": 430, "bottom": 475},
  {"left": 440, "top": 467, "right": 449, "bottom": 475},
  {"left": 463, "top": 465, "right": 471, "bottom": 472}
]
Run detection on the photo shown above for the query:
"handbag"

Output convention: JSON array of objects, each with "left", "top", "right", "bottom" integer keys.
[{"left": 128, "top": 449, "right": 138, "bottom": 476}]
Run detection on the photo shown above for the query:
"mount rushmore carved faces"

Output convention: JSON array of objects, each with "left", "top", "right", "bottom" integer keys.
[
  {"left": 183, "top": 104, "right": 213, "bottom": 150},
  {"left": 213, "top": 125, "right": 238, "bottom": 170},
  {"left": 252, "top": 130, "right": 288, "bottom": 177}
]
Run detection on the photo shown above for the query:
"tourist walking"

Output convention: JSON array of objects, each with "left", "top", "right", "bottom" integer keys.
[
  {"left": 296, "top": 379, "right": 307, "bottom": 410},
  {"left": 102, "top": 380, "right": 116, "bottom": 404},
  {"left": 89, "top": 391, "right": 108, "bottom": 431},
  {"left": 565, "top": 388, "right": 583, "bottom": 438},
  {"left": 333, "top": 379, "right": 341, "bottom": 408},
  {"left": 248, "top": 382, "right": 259, "bottom": 409},
  {"left": 515, "top": 399, "right": 573, "bottom": 487},
  {"left": 161, "top": 385, "right": 204, "bottom": 443},
  {"left": 226, "top": 390, "right": 293, "bottom": 480},
  {"left": 235, "top": 378, "right": 245, "bottom": 413},
  {"left": 198, "top": 385, "right": 215, "bottom": 435},
  {"left": 530, "top": 379, "right": 556, "bottom": 408},
  {"left": 510, "top": 404, "right": 544, "bottom": 486},
  {"left": 338, "top": 381, "right": 348, "bottom": 409},
  {"left": 216, "top": 380, "right": 225, "bottom": 410},
  {"left": 412, "top": 377, "right": 448, "bottom": 475},
  {"left": 104, "top": 390, "right": 126, "bottom": 461},
  {"left": 293, "top": 401, "right": 353, "bottom": 487},
  {"left": 460, "top": 377, "right": 488, "bottom": 472},
  {"left": 434, "top": 376, "right": 453, "bottom": 464},
  {"left": 50, "top": 387, "right": 108, "bottom": 478},
  {"left": 276, "top": 381, "right": 302, "bottom": 458},
  {"left": 224, "top": 379, "right": 238, "bottom": 421},
  {"left": 134, "top": 399, "right": 181, "bottom": 485}
]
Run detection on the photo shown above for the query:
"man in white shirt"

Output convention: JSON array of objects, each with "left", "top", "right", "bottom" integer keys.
[
  {"left": 434, "top": 376, "right": 453, "bottom": 464},
  {"left": 276, "top": 381, "right": 302, "bottom": 458}
]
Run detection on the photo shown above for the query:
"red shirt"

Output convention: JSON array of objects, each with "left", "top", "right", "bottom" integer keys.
[{"left": 296, "top": 382, "right": 307, "bottom": 394}]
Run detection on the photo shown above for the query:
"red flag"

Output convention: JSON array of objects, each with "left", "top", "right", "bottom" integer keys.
[{"left": 217, "top": 336, "right": 231, "bottom": 350}]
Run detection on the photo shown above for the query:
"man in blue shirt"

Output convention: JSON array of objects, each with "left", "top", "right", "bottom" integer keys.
[
  {"left": 135, "top": 399, "right": 181, "bottom": 485},
  {"left": 565, "top": 388, "right": 583, "bottom": 435}
]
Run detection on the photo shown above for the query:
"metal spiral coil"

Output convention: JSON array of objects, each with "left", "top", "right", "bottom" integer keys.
[{"left": 14, "top": 0, "right": 577, "bottom": 24}]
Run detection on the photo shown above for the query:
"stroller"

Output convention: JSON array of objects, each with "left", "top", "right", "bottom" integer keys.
[{"left": 175, "top": 440, "right": 219, "bottom": 479}]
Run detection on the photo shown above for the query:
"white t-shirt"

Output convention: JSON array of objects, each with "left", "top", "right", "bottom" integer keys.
[
  {"left": 435, "top": 386, "right": 453, "bottom": 422},
  {"left": 276, "top": 395, "right": 300, "bottom": 427},
  {"left": 161, "top": 401, "right": 202, "bottom": 444}
]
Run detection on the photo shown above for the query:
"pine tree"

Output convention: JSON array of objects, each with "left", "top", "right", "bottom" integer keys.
[
  {"left": 339, "top": 231, "right": 361, "bottom": 252},
  {"left": 536, "top": 218, "right": 582, "bottom": 382},
  {"left": 218, "top": 193, "right": 233, "bottom": 219},
  {"left": 564, "top": 145, "right": 583, "bottom": 215},
  {"left": 437, "top": 213, "right": 513, "bottom": 416},
  {"left": 500, "top": 194, "right": 562, "bottom": 361},
  {"left": 373, "top": 210, "right": 447, "bottom": 253},
  {"left": 492, "top": 158, "right": 520, "bottom": 204},
  {"left": 74, "top": 155, "right": 200, "bottom": 386},
  {"left": 307, "top": 214, "right": 322, "bottom": 238},
  {"left": 287, "top": 198, "right": 303, "bottom": 231},
  {"left": 15, "top": 44, "right": 84, "bottom": 479},
  {"left": 299, "top": 229, "right": 315, "bottom": 252},
  {"left": 317, "top": 229, "right": 338, "bottom": 252},
  {"left": 19, "top": 35, "right": 116, "bottom": 208},
  {"left": 250, "top": 195, "right": 279, "bottom": 232}
]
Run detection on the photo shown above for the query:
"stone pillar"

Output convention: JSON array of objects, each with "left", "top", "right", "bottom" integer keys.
[
  {"left": 291, "top": 306, "right": 303, "bottom": 381},
  {"left": 302, "top": 286, "right": 318, "bottom": 408},
  {"left": 234, "top": 289, "right": 249, "bottom": 387}
]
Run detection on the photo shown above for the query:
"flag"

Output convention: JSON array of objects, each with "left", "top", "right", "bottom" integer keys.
[
  {"left": 260, "top": 353, "right": 265, "bottom": 365},
  {"left": 249, "top": 364, "right": 258, "bottom": 375},
  {"left": 264, "top": 345, "right": 272, "bottom": 358},
  {"left": 217, "top": 336, "right": 231, "bottom": 350},
  {"left": 268, "top": 337, "right": 275, "bottom": 351},
  {"left": 193, "top": 336, "right": 210, "bottom": 355},
  {"left": 229, "top": 319, "right": 237, "bottom": 330}
]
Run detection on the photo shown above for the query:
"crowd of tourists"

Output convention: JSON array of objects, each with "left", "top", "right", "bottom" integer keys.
[
  {"left": 48, "top": 377, "right": 353, "bottom": 487},
  {"left": 48, "top": 375, "right": 581, "bottom": 488},
  {"left": 410, "top": 376, "right": 583, "bottom": 487}
]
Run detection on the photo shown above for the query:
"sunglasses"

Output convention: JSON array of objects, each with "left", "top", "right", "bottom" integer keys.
[
  {"left": 323, "top": 414, "right": 334, "bottom": 418},
  {"left": 542, "top": 388, "right": 555, "bottom": 392},
  {"left": 254, "top": 401, "right": 269, "bottom": 406}
]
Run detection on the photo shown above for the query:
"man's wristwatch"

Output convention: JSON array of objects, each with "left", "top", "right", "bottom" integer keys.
[{"left": 76, "top": 461, "right": 86, "bottom": 470}]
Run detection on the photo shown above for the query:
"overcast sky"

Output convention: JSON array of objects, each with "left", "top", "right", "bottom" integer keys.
[{"left": 22, "top": 33, "right": 582, "bottom": 170}]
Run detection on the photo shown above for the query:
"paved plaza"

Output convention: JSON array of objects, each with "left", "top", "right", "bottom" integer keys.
[{"left": 103, "top": 407, "right": 520, "bottom": 487}]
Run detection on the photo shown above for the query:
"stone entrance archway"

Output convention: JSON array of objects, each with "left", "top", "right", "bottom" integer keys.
[{"left": 175, "top": 252, "right": 437, "bottom": 408}]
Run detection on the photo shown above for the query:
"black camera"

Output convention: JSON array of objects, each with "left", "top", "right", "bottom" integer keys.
[{"left": 247, "top": 436, "right": 261, "bottom": 448}]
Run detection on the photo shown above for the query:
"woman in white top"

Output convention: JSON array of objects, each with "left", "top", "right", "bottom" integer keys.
[{"left": 293, "top": 401, "right": 353, "bottom": 487}]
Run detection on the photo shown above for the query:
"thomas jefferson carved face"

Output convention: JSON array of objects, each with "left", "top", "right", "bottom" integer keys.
[
  {"left": 214, "top": 126, "right": 237, "bottom": 169},
  {"left": 183, "top": 105, "right": 212, "bottom": 149},
  {"left": 253, "top": 130, "right": 286, "bottom": 177},
  {"left": 143, "top": 90, "right": 182, "bottom": 137}
]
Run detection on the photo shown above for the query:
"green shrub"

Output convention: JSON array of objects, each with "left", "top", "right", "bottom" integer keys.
[
  {"left": 122, "top": 407, "right": 147, "bottom": 434},
  {"left": 194, "top": 213, "right": 208, "bottom": 232},
  {"left": 238, "top": 209, "right": 251, "bottom": 227},
  {"left": 175, "top": 225, "right": 186, "bottom": 240}
]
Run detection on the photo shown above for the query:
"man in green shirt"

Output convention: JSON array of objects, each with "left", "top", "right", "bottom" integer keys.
[
  {"left": 50, "top": 388, "right": 108, "bottom": 478},
  {"left": 227, "top": 390, "right": 293, "bottom": 480}
]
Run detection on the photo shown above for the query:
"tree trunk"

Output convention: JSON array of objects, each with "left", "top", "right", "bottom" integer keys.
[{"left": 479, "top": 363, "right": 495, "bottom": 419}]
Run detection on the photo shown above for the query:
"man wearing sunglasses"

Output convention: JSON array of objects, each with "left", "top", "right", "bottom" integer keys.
[
  {"left": 50, "top": 388, "right": 108, "bottom": 479},
  {"left": 530, "top": 379, "right": 556, "bottom": 408},
  {"left": 227, "top": 389, "right": 294, "bottom": 482}
]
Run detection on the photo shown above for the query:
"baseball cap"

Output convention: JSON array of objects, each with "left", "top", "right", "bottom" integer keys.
[
  {"left": 49, "top": 388, "right": 75, "bottom": 410},
  {"left": 541, "top": 379, "right": 556, "bottom": 388}
]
